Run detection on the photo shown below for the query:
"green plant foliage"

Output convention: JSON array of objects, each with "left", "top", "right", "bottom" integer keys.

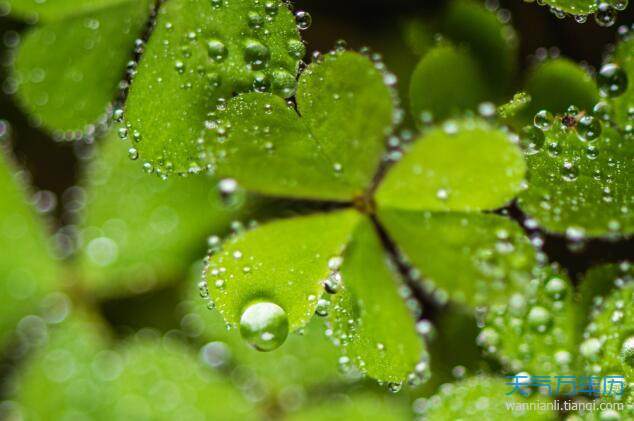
[
  {"left": 0, "top": 149, "right": 59, "bottom": 346},
  {"left": 205, "top": 209, "right": 361, "bottom": 332},
  {"left": 10, "top": 310, "right": 257, "bottom": 420},
  {"left": 537, "top": 0, "right": 598, "bottom": 15},
  {"left": 9, "top": 311, "right": 113, "bottom": 419},
  {"left": 520, "top": 58, "right": 599, "bottom": 124},
  {"left": 440, "top": 0, "right": 518, "bottom": 97},
  {"left": 376, "top": 120, "right": 526, "bottom": 212},
  {"left": 498, "top": 92, "right": 532, "bottom": 120},
  {"left": 579, "top": 263, "right": 633, "bottom": 405},
  {"left": 208, "top": 52, "right": 393, "bottom": 201},
  {"left": 75, "top": 129, "right": 251, "bottom": 298},
  {"left": 609, "top": 33, "right": 634, "bottom": 127},
  {"left": 409, "top": 44, "right": 489, "bottom": 123},
  {"left": 331, "top": 218, "right": 425, "bottom": 383},
  {"left": 480, "top": 266, "right": 577, "bottom": 377},
  {"left": 285, "top": 393, "right": 412, "bottom": 421},
  {"left": 518, "top": 120, "right": 633, "bottom": 237},
  {"left": 420, "top": 376, "right": 555, "bottom": 420},
  {"left": 10, "top": 0, "right": 151, "bottom": 134},
  {"left": 183, "top": 261, "right": 346, "bottom": 393},
  {"left": 4, "top": 0, "right": 133, "bottom": 22},
  {"left": 125, "top": 0, "right": 301, "bottom": 175},
  {"left": 184, "top": 300, "right": 345, "bottom": 393},
  {"left": 379, "top": 210, "right": 536, "bottom": 308},
  {"left": 110, "top": 335, "right": 257, "bottom": 420}
]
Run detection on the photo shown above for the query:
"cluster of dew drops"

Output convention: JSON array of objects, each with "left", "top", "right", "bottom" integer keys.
[
  {"left": 523, "top": 0, "right": 629, "bottom": 26},
  {"left": 516, "top": 26, "right": 632, "bottom": 242},
  {"left": 195, "top": 214, "right": 431, "bottom": 394},
  {"left": 115, "top": 0, "right": 314, "bottom": 180}
]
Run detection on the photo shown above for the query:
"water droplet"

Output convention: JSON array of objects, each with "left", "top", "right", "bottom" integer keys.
[
  {"left": 287, "top": 39, "right": 306, "bottom": 60},
  {"left": 239, "top": 301, "right": 289, "bottom": 351},
  {"left": 519, "top": 125, "right": 545, "bottom": 154},
  {"left": 580, "top": 337, "right": 602, "bottom": 358},
  {"left": 128, "top": 147, "right": 139, "bottom": 161},
  {"left": 597, "top": 63, "right": 628, "bottom": 98},
  {"left": 620, "top": 336, "right": 634, "bottom": 367},
  {"left": 324, "top": 272, "right": 342, "bottom": 294},
  {"left": 545, "top": 276, "right": 567, "bottom": 299},
  {"left": 264, "top": 1, "right": 279, "bottom": 16},
  {"left": 295, "top": 11, "right": 312, "bottom": 30},
  {"left": 270, "top": 69, "right": 296, "bottom": 97},
  {"left": 315, "top": 298, "right": 330, "bottom": 317},
  {"left": 244, "top": 39, "right": 270, "bottom": 70},
  {"left": 533, "top": 110, "right": 554, "bottom": 130},
  {"left": 561, "top": 160, "right": 579, "bottom": 181},
  {"left": 207, "top": 39, "right": 228, "bottom": 62},
  {"left": 594, "top": 2, "right": 617, "bottom": 27},
  {"left": 577, "top": 115, "right": 602, "bottom": 141},
  {"left": 247, "top": 11, "right": 264, "bottom": 29},
  {"left": 527, "top": 306, "right": 552, "bottom": 332},
  {"left": 612, "top": 0, "right": 628, "bottom": 11}
]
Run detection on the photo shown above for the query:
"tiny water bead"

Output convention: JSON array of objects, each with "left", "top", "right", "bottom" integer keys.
[
  {"left": 577, "top": 115, "right": 602, "bottom": 141},
  {"left": 594, "top": 2, "right": 617, "bottom": 27},
  {"left": 294, "top": 10, "right": 312, "bottom": 30},
  {"left": 621, "top": 336, "right": 634, "bottom": 367},
  {"left": 270, "top": 69, "right": 297, "bottom": 97},
  {"left": 527, "top": 306, "right": 552, "bottom": 332},
  {"left": 239, "top": 301, "right": 289, "bottom": 352},
  {"left": 534, "top": 110, "right": 554, "bottom": 130},
  {"left": 545, "top": 276, "right": 567, "bottom": 299},
  {"left": 597, "top": 63, "right": 628, "bottom": 98},
  {"left": 207, "top": 39, "right": 228, "bottom": 62},
  {"left": 519, "top": 125, "right": 545, "bottom": 154},
  {"left": 244, "top": 39, "right": 270, "bottom": 69}
]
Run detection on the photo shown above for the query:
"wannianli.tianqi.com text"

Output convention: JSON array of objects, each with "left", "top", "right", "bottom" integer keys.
[{"left": 505, "top": 400, "right": 629, "bottom": 413}]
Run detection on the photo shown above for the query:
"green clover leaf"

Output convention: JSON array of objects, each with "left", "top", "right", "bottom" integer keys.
[
  {"left": 200, "top": 50, "right": 532, "bottom": 384},
  {"left": 480, "top": 265, "right": 577, "bottom": 377},
  {"left": 477, "top": 262, "right": 632, "bottom": 408},
  {"left": 518, "top": 120, "right": 633, "bottom": 238},
  {"left": 207, "top": 51, "right": 393, "bottom": 200},
  {"left": 516, "top": 57, "right": 599, "bottom": 127},
  {"left": 419, "top": 376, "right": 557, "bottom": 420},
  {"left": 0, "top": 146, "right": 60, "bottom": 347},
  {"left": 607, "top": 32, "right": 634, "bottom": 127},
  {"left": 124, "top": 0, "right": 302, "bottom": 176},
  {"left": 376, "top": 119, "right": 532, "bottom": 308},
  {"left": 8, "top": 0, "right": 152, "bottom": 134}
]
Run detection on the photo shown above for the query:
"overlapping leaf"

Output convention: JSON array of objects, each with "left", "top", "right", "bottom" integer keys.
[
  {"left": 0, "top": 148, "right": 60, "bottom": 346},
  {"left": 409, "top": 44, "right": 489, "bottom": 123},
  {"left": 533, "top": 0, "right": 598, "bottom": 15},
  {"left": 519, "top": 58, "right": 599, "bottom": 125},
  {"left": 420, "top": 376, "right": 556, "bottom": 420},
  {"left": 183, "top": 262, "right": 346, "bottom": 392},
  {"left": 440, "top": 0, "right": 518, "bottom": 98},
  {"left": 207, "top": 51, "right": 394, "bottom": 200},
  {"left": 480, "top": 266, "right": 577, "bottom": 377},
  {"left": 375, "top": 119, "right": 533, "bottom": 309},
  {"left": 205, "top": 209, "right": 361, "bottom": 331},
  {"left": 609, "top": 33, "right": 634, "bottom": 127},
  {"left": 125, "top": 0, "right": 302, "bottom": 175},
  {"left": 518, "top": 121, "right": 633, "bottom": 237},
  {"left": 578, "top": 263, "right": 633, "bottom": 407},
  {"left": 10, "top": 0, "right": 151, "bottom": 134},
  {"left": 330, "top": 218, "right": 425, "bottom": 383}
]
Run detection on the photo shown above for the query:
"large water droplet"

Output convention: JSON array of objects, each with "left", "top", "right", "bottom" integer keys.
[
  {"left": 533, "top": 110, "right": 554, "bottom": 130},
  {"left": 239, "top": 301, "right": 289, "bottom": 352},
  {"left": 597, "top": 63, "right": 628, "bottom": 98},
  {"left": 621, "top": 336, "right": 634, "bottom": 367}
]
